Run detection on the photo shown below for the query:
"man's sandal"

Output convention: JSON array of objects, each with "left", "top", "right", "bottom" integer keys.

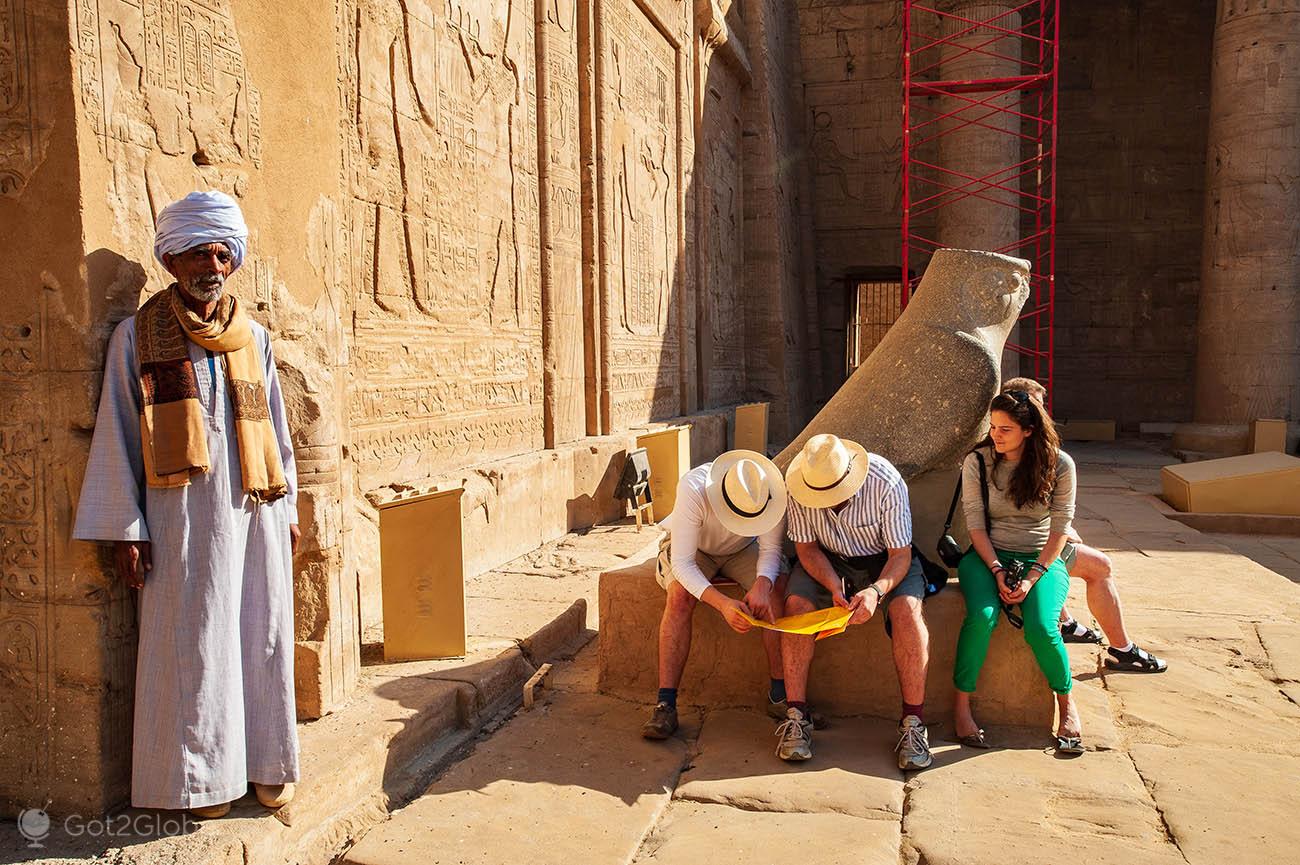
[
  {"left": 957, "top": 728, "right": 992, "bottom": 749},
  {"left": 1055, "top": 735, "right": 1085, "bottom": 756},
  {"left": 1105, "top": 645, "right": 1168, "bottom": 673},
  {"left": 1061, "top": 619, "right": 1103, "bottom": 644}
]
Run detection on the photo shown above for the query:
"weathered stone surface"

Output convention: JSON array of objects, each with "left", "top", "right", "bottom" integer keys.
[
  {"left": 903, "top": 747, "right": 1186, "bottom": 865},
  {"left": 634, "top": 801, "right": 899, "bottom": 864},
  {"left": 1104, "top": 641, "right": 1300, "bottom": 755},
  {"left": 343, "top": 692, "right": 687, "bottom": 865},
  {"left": 1193, "top": 4, "right": 1300, "bottom": 426},
  {"left": 775, "top": 249, "right": 1030, "bottom": 478},
  {"left": 1131, "top": 744, "right": 1300, "bottom": 865},
  {"left": 597, "top": 551, "right": 1056, "bottom": 727},
  {"left": 674, "top": 709, "right": 904, "bottom": 820}
]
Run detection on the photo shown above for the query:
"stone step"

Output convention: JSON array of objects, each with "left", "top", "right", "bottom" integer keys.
[{"left": 341, "top": 690, "right": 689, "bottom": 865}]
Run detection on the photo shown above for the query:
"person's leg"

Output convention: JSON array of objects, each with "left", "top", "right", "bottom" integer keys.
[
  {"left": 656, "top": 580, "right": 698, "bottom": 691},
  {"left": 885, "top": 559, "right": 933, "bottom": 771},
  {"left": 775, "top": 562, "right": 829, "bottom": 760},
  {"left": 953, "top": 550, "right": 1000, "bottom": 738},
  {"left": 1069, "top": 544, "right": 1131, "bottom": 648},
  {"left": 644, "top": 538, "right": 720, "bottom": 739},
  {"left": 1019, "top": 558, "right": 1074, "bottom": 697},
  {"left": 881, "top": 557, "right": 929, "bottom": 712},
  {"left": 716, "top": 543, "right": 786, "bottom": 694},
  {"left": 889, "top": 594, "right": 928, "bottom": 708},
  {"left": 781, "top": 594, "right": 817, "bottom": 704}
]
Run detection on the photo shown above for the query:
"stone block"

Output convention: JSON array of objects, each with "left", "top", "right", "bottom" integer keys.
[
  {"left": 1056, "top": 419, "right": 1116, "bottom": 441},
  {"left": 1251, "top": 418, "right": 1289, "bottom": 453},
  {"left": 597, "top": 555, "right": 1054, "bottom": 727},
  {"left": 636, "top": 425, "right": 693, "bottom": 518},
  {"left": 1161, "top": 452, "right": 1300, "bottom": 516},
  {"left": 674, "top": 709, "right": 903, "bottom": 819}
]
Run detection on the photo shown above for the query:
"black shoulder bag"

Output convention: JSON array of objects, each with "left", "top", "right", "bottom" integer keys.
[{"left": 937, "top": 451, "right": 988, "bottom": 567}]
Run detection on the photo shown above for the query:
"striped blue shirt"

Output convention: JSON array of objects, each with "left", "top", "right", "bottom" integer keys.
[{"left": 786, "top": 453, "right": 912, "bottom": 556}]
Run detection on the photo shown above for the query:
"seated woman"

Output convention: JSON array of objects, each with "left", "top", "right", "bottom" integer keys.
[{"left": 952, "top": 389, "right": 1084, "bottom": 754}]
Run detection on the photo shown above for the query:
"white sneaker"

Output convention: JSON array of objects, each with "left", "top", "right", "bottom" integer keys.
[
  {"left": 896, "top": 715, "right": 933, "bottom": 771},
  {"left": 775, "top": 707, "right": 814, "bottom": 761}
]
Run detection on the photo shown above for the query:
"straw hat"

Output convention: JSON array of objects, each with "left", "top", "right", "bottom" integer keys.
[
  {"left": 706, "top": 450, "right": 788, "bottom": 537},
  {"left": 786, "top": 434, "right": 870, "bottom": 509}
]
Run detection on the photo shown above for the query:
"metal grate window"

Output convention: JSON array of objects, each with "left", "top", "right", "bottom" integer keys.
[{"left": 846, "top": 280, "right": 903, "bottom": 375}]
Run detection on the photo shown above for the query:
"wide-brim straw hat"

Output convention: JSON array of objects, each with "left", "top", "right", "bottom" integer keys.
[
  {"left": 706, "top": 450, "right": 788, "bottom": 537},
  {"left": 786, "top": 434, "right": 870, "bottom": 509}
]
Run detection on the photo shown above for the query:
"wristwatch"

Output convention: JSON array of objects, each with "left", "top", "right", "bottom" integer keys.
[{"left": 865, "top": 583, "right": 885, "bottom": 604}]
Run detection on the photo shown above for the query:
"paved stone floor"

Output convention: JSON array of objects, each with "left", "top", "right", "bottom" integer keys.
[
  {"left": 343, "top": 441, "right": 1300, "bottom": 865},
  {"left": 8, "top": 442, "right": 1300, "bottom": 864}
]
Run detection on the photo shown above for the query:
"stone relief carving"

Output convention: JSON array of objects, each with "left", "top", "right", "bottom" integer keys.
[
  {"left": 343, "top": 0, "right": 545, "bottom": 483},
  {"left": 0, "top": 0, "right": 51, "bottom": 197},
  {"left": 600, "top": 0, "right": 684, "bottom": 432}
]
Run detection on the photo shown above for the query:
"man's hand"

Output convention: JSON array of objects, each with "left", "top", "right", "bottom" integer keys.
[
  {"left": 716, "top": 597, "right": 755, "bottom": 634},
  {"left": 743, "top": 577, "right": 777, "bottom": 623},
  {"left": 847, "top": 588, "right": 879, "bottom": 626},
  {"left": 290, "top": 523, "right": 301, "bottom": 555},
  {"left": 113, "top": 541, "right": 152, "bottom": 589}
]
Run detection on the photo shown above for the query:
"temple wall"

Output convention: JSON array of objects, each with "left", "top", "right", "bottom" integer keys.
[
  {"left": 1055, "top": 0, "right": 1215, "bottom": 426},
  {"left": 0, "top": 0, "right": 816, "bottom": 814},
  {"left": 794, "top": 0, "right": 1218, "bottom": 424}
]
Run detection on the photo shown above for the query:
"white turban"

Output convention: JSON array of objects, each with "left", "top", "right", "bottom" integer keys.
[{"left": 153, "top": 190, "right": 250, "bottom": 273}]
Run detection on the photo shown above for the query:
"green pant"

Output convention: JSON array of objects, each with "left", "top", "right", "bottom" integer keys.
[{"left": 953, "top": 548, "right": 1072, "bottom": 694}]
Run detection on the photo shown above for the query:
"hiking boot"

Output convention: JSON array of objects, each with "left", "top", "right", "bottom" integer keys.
[
  {"left": 896, "top": 715, "right": 933, "bottom": 771},
  {"left": 641, "top": 702, "right": 678, "bottom": 740},
  {"left": 774, "top": 707, "right": 814, "bottom": 761},
  {"left": 766, "top": 698, "right": 829, "bottom": 730}
]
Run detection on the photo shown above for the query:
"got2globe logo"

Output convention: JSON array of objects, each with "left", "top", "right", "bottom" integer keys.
[{"left": 17, "top": 808, "right": 50, "bottom": 847}]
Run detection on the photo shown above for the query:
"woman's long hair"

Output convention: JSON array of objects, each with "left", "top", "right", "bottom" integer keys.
[{"left": 979, "top": 390, "right": 1062, "bottom": 509}]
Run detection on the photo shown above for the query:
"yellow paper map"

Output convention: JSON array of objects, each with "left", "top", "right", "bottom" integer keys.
[{"left": 739, "top": 607, "right": 852, "bottom": 641}]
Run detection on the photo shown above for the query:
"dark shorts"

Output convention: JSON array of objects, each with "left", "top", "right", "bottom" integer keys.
[{"left": 786, "top": 549, "right": 926, "bottom": 625}]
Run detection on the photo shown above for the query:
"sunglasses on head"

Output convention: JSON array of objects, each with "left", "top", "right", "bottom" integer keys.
[{"left": 1007, "top": 389, "right": 1030, "bottom": 405}]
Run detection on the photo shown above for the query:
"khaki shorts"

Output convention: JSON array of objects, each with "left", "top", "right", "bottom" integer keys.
[{"left": 655, "top": 533, "right": 771, "bottom": 593}]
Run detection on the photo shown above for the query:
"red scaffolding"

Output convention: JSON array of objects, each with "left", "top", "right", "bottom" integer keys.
[{"left": 901, "top": 1, "right": 1061, "bottom": 404}]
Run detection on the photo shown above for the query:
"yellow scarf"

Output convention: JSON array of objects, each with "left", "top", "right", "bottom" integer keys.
[{"left": 136, "top": 286, "right": 287, "bottom": 502}]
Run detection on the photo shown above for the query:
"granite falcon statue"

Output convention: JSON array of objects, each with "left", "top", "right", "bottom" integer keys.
[{"left": 775, "top": 248, "right": 1031, "bottom": 480}]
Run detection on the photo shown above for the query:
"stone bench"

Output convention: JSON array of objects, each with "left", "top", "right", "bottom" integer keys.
[{"left": 597, "top": 547, "right": 1055, "bottom": 728}]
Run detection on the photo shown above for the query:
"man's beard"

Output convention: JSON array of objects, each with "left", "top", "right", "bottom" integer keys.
[{"left": 181, "top": 274, "right": 225, "bottom": 303}]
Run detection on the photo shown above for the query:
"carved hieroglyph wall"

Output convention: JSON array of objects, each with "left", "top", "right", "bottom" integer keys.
[
  {"left": 0, "top": 0, "right": 820, "bottom": 814},
  {"left": 343, "top": 0, "right": 546, "bottom": 488}
]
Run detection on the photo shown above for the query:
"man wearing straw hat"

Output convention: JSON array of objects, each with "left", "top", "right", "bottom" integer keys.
[
  {"left": 775, "top": 434, "right": 933, "bottom": 770},
  {"left": 641, "top": 450, "right": 791, "bottom": 740}
]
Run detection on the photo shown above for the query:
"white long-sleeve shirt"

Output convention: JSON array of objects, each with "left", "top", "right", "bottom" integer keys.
[{"left": 661, "top": 462, "right": 786, "bottom": 599}]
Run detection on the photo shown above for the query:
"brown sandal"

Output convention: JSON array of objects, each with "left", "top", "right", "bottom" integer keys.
[{"left": 957, "top": 728, "right": 992, "bottom": 749}]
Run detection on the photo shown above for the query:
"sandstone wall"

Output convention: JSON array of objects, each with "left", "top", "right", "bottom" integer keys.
[
  {"left": 0, "top": 0, "right": 816, "bottom": 814},
  {"left": 794, "top": 0, "right": 1216, "bottom": 423},
  {"left": 1055, "top": 0, "right": 1214, "bottom": 426}
]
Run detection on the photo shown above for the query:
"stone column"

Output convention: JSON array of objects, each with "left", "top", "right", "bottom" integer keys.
[
  {"left": 934, "top": 2, "right": 1022, "bottom": 375},
  {"left": 1193, "top": 1, "right": 1300, "bottom": 430}
]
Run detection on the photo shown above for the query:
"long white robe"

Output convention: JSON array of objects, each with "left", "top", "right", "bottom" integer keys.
[{"left": 74, "top": 314, "right": 299, "bottom": 809}]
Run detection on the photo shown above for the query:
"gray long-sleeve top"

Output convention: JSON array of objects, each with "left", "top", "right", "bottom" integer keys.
[{"left": 961, "top": 445, "right": 1076, "bottom": 555}]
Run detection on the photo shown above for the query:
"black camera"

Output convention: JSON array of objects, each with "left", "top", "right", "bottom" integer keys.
[{"left": 1001, "top": 558, "right": 1028, "bottom": 592}]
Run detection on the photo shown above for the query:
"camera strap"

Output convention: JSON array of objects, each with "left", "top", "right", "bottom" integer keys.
[{"left": 942, "top": 473, "right": 962, "bottom": 532}]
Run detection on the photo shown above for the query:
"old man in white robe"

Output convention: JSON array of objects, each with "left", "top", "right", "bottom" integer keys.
[{"left": 74, "top": 190, "right": 300, "bottom": 818}]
